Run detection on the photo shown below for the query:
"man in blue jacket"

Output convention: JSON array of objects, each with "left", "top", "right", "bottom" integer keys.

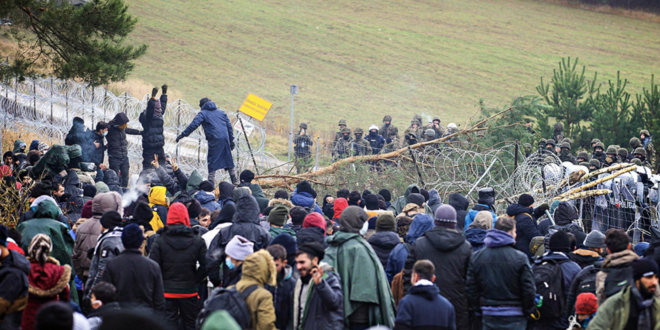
[
  {"left": 176, "top": 98, "right": 237, "bottom": 185},
  {"left": 464, "top": 188, "right": 497, "bottom": 231}
]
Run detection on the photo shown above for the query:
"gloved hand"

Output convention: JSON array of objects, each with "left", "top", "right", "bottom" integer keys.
[
  {"left": 176, "top": 135, "right": 183, "bottom": 143},
  {"left": 161, "top": 84, "right": 168, "bottom": 94},
  {"left": 230, "top": 142, "right": 235, "bottom": 150},
  {"left": 151, "top": 87, "right": 158, "bottom": 98},
  {"left": 538, "top": 203, "right": 550, "bottom": 212}
]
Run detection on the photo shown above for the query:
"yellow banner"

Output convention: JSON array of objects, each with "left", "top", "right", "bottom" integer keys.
[{"left": 238, "top": 93, "right": 273, "bottom": 121}]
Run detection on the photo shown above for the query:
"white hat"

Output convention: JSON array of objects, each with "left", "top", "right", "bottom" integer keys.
[
  {"left": 225, "top": 235, "right": 254, "bottom": 261},
  {"left": 447, "top": 123, "right": 457, "bottom": 129},
  {"left": 368, "top": 124, "right": 379, "bottom": 131}
]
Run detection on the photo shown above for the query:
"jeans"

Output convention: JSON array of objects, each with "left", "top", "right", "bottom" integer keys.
[
  {"left": 164, "top": 297, "right": 199, "bottom": 330},
  {"left": 482, "top": 315, "right": 527, "bottom": 330},
  {"left": 108, "top": 157, "right": 130, "bottom": 188}
]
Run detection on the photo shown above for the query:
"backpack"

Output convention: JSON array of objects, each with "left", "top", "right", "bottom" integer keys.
[
  {"left": 544, "top": 224, "right": 577, "bottom": 250},
  {"left": 196, "top": 285, "right": 259, "bottom": 330},
  {"left": 576, "top": 266, "right": 599, "bottom": 296},
  {"left": 391, "top": 243, "right": 412, "bottom": 308},
  {"left": 533, "top": 259, "right": 565, "bottom": 320},
  {"left": 603, "top": 266, "right": 634, "bottom": 299}
]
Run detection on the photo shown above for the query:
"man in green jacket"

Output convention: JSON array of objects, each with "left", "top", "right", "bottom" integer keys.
[
  {"left": 588, "top": 258, "right": 660, "bottom": 330},
  {"left": 324, "top": 206, "right": 396, "bottom": 329}
]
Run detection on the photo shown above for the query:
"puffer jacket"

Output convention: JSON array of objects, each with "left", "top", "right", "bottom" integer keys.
[
  {"left": 72, "top": 192, "right": 123, "bottom": 280},
  {"left": 291, "top": 192, "right": 323, "bottom": 214},
  {"left": 106, "top": 113, "right": 141, "bottom": 160},
  {"left": 233, "top": 250, "right": 277, "bottom": 330},
  {"left": 139, "top": 95, "right": 167, "bottom": 153},
  {"left": 206, "top": 195, "right": 271, "bottom": 287},
  {"left": 195, "top": 191, "right": 220, "bottom": 213},
  {"left": 368, "top": 231, "right": 401, "bottom": 269},
  {"left": 506, "top": 203, "right": 539, "bottom": 259},
  {"left": 103, "top": 169, "right": 122, "bottom": 194},
  {"left": 84, "top": 226, "right": 125, "bottom": 302}
]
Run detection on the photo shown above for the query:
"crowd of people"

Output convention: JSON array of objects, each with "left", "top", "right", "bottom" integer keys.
[{"left": 0, "top": 95, "right": 659, "bottom": 330}]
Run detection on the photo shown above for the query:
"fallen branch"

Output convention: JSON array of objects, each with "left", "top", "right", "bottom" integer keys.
[
  {"left": 554, "top": 166, "right": 637, "bottom": 200},
  {"left": 254, "top": 175, "right": 331, "bottom": 186}
]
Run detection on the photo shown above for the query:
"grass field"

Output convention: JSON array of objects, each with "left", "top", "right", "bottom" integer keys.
[{"left": 123, "top": 0, "right": 660, "bottom": 141}]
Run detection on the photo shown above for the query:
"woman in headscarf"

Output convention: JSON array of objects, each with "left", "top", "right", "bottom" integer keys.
[{"left": 21, "top": 234, "right": 71, "bottom": 330}]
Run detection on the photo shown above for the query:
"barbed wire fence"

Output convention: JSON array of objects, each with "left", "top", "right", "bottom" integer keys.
[{"left": 0, "top": 77, "right": 285, "bottom": 182}]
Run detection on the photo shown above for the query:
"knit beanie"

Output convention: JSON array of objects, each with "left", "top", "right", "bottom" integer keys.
[
  {"left": 303, "top": 212, "right": 326, "bottom": 230},
  {"left": 434, "top": 205, "right": 457, "bottom": 228},
  {"left": 38, "top": 142, "right": 50, "bottom": 153},
  {"left": 376, "top": 213, "right": 396, "bottom": 232},
  {"left": 378, "top": 189, "right": 391, "bottom": 202},
  {"left": 83, "top": 185, "right": 97, "bottom": 198},
  {"left": 271, "top": 233, "right": 297, "bottom": 258},
  {"left": 268, "top": 205, "right": 289, "bottom": 226},
  {"left": 584, "top": 230, "right": 606, "bottom": 249},
  {"left": 100, "top": 211, "right": 123, "bottom": 230},
  {"left": 408, "top": 193, "right": 425, "bottom": 207},
  {"left": 298, "top": 242, "right": 325, "bottom": 262},
  {"left": 635, "top": 242, "right": 650, "bottom": 257},
  {"left": 518, "top": 194, "right": 534, "bottom": 207},
  {"left": 198, "top": 180, "right": 214, "bottom": 192},
  {"left": 296, "top": 181, "right": 314, "bottom": 197},
  {"left": 549, "top": 230, "right": 571, "bottom": 252},
  {"left": 121, "top": 224, "right": 144, "bottom": 250},
  {"left": 186, "top": 199, "right": 202, "bottom": 219},
  {"left": 420, "top": 189, "right": 430, "bottom": 202},
  {"left": 28, "top": 234, "right": 52, "bottom": 265},
  {"left": 240, "top": 170, "right": 255, "bottom": 183},
  {"left": 134, "top": 202, "right": 154, "bottom": 222},
  {"left": 365, "top": 194, "right": 380, "bottom": 211},
  {"left": 574, "top": 292, "right": 598, "bottom": 315},
  {"left": 632, "top": 258, "right": 659, "bottom": 280},
  {"left": 225, "top": 235, "right": 254, "bottom": 261},
  {"left": 80, "top": 201, "right": 93, "bottom": 219}
]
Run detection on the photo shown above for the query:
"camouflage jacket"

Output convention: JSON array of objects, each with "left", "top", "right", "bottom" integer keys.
[
  {"left": 294, "top": 133, "right": 313, "bottom": 157},
  {"left": 333, "top": 137, "right": 354, "bottom": 159}
]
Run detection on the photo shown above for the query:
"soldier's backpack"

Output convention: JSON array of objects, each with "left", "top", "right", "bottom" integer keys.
[
  {"left": 533, "top": 259, "right": 565, "bottom": 320},
  {"left": 196, "top": 285, "right": 259, "bottom": 330}
]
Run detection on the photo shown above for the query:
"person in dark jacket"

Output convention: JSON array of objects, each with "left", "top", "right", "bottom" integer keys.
[
  {"left": 464, "top": 188, "right": 497, "bottom": 231},
  {"left": 0, "top": 225, "right": 30, "bottom": 330},
  {"left": 292, "top": 242, "right": 343, "bottom": 330},
  {"left": 368, "top": 213, "right": 400, "bottom": 269},
  {"left": 447, "top": 193, "right": 469, "bottom": 233},
  {"left": 464, "top": 211, "right": 493, "bottom": 253},
  {"left": 291, "top": 181, "right": 323, "bottom": 214},
  {"left": 89, "top": 121, "right": 108, "bottom": 182},
  {"left": 217, "top": 181, "right": 235, "bottom": 210},
  {"left": 87, "top": 282, "right": 121, "bottom": 330},
  {"left": 206, "top": 194, "right": 271, "bottom": 287},
  {"left": 101, "top": 224, "right": 165, "bottom": 312},
  {"left": 507, "top": 194, "right": 540, "bottom": 259},
  {"left": 149, "top": 203, "right": 206, "bottom": 330},
  {"left": 466, "top": 217, "right": 537, "bottom": 330},
  {"left": 386, "top": 213, "right": 433, "bottom": 282},
  {"left": 195, "top": 181, "right": 221, "bottom": 213},
  {"left": 265, "top": 244, "right": 297, "bottom": 330},
  {"left": 106, "top": 113, "right": 141, "bottom": 188},
  {"left": 65, "top": 117, "right": 90, "bottom": 161},
  {"left": 322, "top": 195, "right": 335, "bottom": 219},
  {"left": 103, "top": 169, "right": 122, "bottom": 195},
  {"left": 176, "top": 98, "right": 237, "bottom": 185},
  {"left": 297, "top": 213, "right": 327, "bottom": 248},
  {"left": 547, "top": 201, "right": 587, "bottom": 246},
  {"left": 569, "top": 230, "right": 605, "bottom": 269},
  {"left": 140, "top": 86, "right": 168, "bottom": 169},
  {"left": 365, "top": 125, "right": 386, "bottom": 154},
  {"left": 403, "top": 205, "right": 472, "bottom": 330},
  {"left": 395, "top": 260, "right": 456, "bottom": 330}
]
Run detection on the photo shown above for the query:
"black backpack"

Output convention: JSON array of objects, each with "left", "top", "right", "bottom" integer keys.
[
  {"left": 603, "top": 266, "right": 634, "bottom": 300},
  {"left": 196, "top": 285, "right": 259, "bottom": 330},
  {"left": 544, "top": 224, "right": 577, "bottom": 250},
  {"left": 533, "top": 259, "right": 565, "bottom": 320},
  {"left": 576, "top": 266, "right": 599, "bottom": 296}
]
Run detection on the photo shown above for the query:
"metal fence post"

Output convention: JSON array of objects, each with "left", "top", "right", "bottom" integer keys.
[{"left": 314, "top": 136, "right": 320, "bottom": 170}]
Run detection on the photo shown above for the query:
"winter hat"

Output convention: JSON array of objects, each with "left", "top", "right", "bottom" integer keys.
[
  {"left": 402, "top": 203, "right": 422, "bottom": 214},
  {"left": 271, "top": 233, "right": 297, "bottom": 258},
  {"left": 303, "top": 212, "right": 326, "bottom": 230},
  {"left": 378, "top": 189, "right": 392, "bottom": 202},
  {"left": 408, "top": 193, "right": 425, "bottom": 207},
  {"left": 296, "top": 180, "right": 314, "bottom": 197},
  {"left": 199, "top": 98, "right": 211, "bottom": 107},
  {"left": 240, "top": 170, "right": 255, "bottom": 183},
  {"left": 575, "top": 292, "right": 598, "bottom": 315},
  {"left": 38, "top": 142, "right": 50, "bottom": 153},
  {"left": 95, "top": 182, "right": 110, "bottom": 193},
  {"left": 28, "top": 234, "right": 52, "bottom": 265},
  {"left": 549, "top": 230, "right": 571, "bottom": 252},
  {"left": 471, "top": 211, "right": 494, "bottom": 230},
  {"left": 199, "top": 180, "right": 214, "bottom": 192},
  {"left": 365, "top": 194, "right": 380, "bottom": 210},
  {"left": 376, "top": 213, "right": 396, "bottom": 232},
  {"left": 0, "top": 225, "right": 9, "bottom": 247},
  {"left": 632, "top": 258, "right": 659, "bottom": 280},
  {"left": 518, "top": 194, "right": 534, "bottom": 208},
  {"left": 80, "top": 201, "right": 93, "bottom": 219},
  {"left": 434, "top": 204, "right": 457, "bottom": 228},
  {"left": 420, "top": 189, "right": 430, "bottom": 202},
  {"left": 635, "top": 242, "right": 650, "bottom": 257},
  {"left": 134, "top": 202, "right": 154, "bottom": 222},
  {"left": 100, "top": 211, "right": 123, "bottom": 230},
  {"left": 298, "top": 242, "right": 325, "bottom": 262},
  {"left": 362, "top": 189, "right": 373, "bottom": 200},
  {"left": 29, "top": 140, "right": 40, "bottom": 151},
  {"left": 121, "top": 224, "right": 144, "bottom": 250},
  {"left": 186, "top": 199, "right": 202, "bottom": 219},
  {"left": 83, "top": 185, "right": 97, "bottom": 198},
  {"left": 584, "top": 230, "right": 606, "bottom": 249},
  {"left": 333, "top": 198, "right": 348, "bottom": 219},
  {"left": 233, "top": 187, "right": 251, "bottom": 202},
  {"left": 339, "top": 206, "right": 369, "bottom": 233},
  {"left": 167, "top": 202, "right": 191, "bottom": 227},
  {"left": 35, "top": 301, "right": 73, "bottom": 330},
  {"left": 268, "top": 205, "right": 289, "bottom": 226},
  {"left": 225, "top": 235, "right": 254, "bottom": 261}
]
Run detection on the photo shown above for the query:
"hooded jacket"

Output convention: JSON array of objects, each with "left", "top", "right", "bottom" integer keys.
[
  {"left": 22, "top": 257, "right": 71, "bottom": 330},
  {"left": 103, "top": 169, "right": 122, "bottom": 195},
  {"left": 403, "top": 226, "right": 472, "bottom": 330},
  {"left": 466, "top": 229, "right": 536, "bottom": 314},
  {"left": 206, "top": 195, "right": 271, "bottom": 287},
  {"left": 395, "top": 284, "right": 456, "bottom": 330},
  {"left": 72, "top": 192, "right": 122, "bottom": 280},
  {"left": 195, "top": 190, "right": 221, "bottom": 213},
  {"left": 586, "top": 285, "right": 660, "bottom": 330},
  {"left": 148, "top": 186, "right": 169, "bottom": 231},
  {"left": 332, "top": 198, "right": 348, "bottom": 220},
  {"left": 595, "top": 249, "right": 639, "bottom": 305},
  {"left": 150, "top": 203, "right": 207, "bottom": 296},
  {"left": 447, "top": 193, "right": 469, "bottom": 232},
  {"left": 88, "top": 130, "right": 106, "bottom": 165},
  {"left": 291, "top": 192, "right": 323, "bottom": 214},
  {"left": 368, "top": 230, "right": 401, "bottom": 269},
  {"left": 179, "top": 101, "right": 235, "bottom": 172},
  {"left": 551, "top": 202, "right": 587, "bottom": 246},
  {"left": 13, "top": 139, "right": 26, "bottom": 154},
  {"left": 106, "top": 113, "right": 141, "bottom": 160},
  {"left": 292, "top": 262, "right": 344, "bottom": 330},
  {"left": 217, "top": 182, "right": 235, "bottom": 209},
  {"left": 139, "top": 95, "right": 167, "bottom": 154},
  {"left": 249, "top": 183, "right": 270, "bottom": 213},
  {"left": 465, "top": 227, "right": 488, "bottom": 252},
  {"left": 0, "top": 250, "right": 30, "bottom": 324},
  {"left": 427, "top": 189, "right": 442, "bottom": 215},
  {"left": 532, "top": 252, "right": 581, "bottom": 329},
  {"left": 233, "top": 249, "right": 278, "bottom": 330},
  {"left": 506, "top": 203, "right": 540, "bottom": 259},
  {"left": 85, "top": 225, "right": 125, "bottom": 303},
  {"left": 385, "top": 213, "right": 434, "bottom": 282},
  {"left": 324, "top": 206, "right": 396, "bottom": 328},
  {"left": 388, "top": 184, "right": 421, "bottom": 215}
]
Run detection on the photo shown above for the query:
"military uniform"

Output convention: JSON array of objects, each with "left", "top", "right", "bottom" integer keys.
[
  {"left": 558, "top": 142, "right": 576, "bottom": 164},
  {"left": 592, "top": 142, "right": 607, "bottom": 165},
  {"left": 352, "top": 128, "right": 372, "bottom": 156},
  {"left": 423, "top": 117, "right": 446, "bottom": 138},
  {"left": 380, "top": 115, "right": 396, "bottom": 140},
  {"left": 293, "top": 122, "right": 313, "bottom": 173},
  {"left": 333, "top": 119, "right": 347, "bottom": 147},
  {"left": 633, "top": 147, "right": 652, "bottom": 168},
  {"left": 640, "top": 129, "right": 656, "bottom": 171},
  {"left": 333, "top": 127, "right": 353, "bottom": 160},
  {"left": 383, "top": 126, "right": 400, "bottom": 153},
  {"left": 576, "top": 151, "right": 589, "bottom": 163}
]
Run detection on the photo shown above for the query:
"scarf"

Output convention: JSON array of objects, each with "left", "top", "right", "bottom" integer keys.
[{"left": 632, "top": 286, "right": 654, "bottom": 330}]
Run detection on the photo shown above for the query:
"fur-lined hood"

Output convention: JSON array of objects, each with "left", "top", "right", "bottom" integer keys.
[
  {"left": 268, "top": 198, "right": 294, "bottom": 209},
  {"left": 27, "top": 257, "right": 71, "bottom": 298},
  {"left": 241, "top": 249, "right": 276, "bottom": 287}
]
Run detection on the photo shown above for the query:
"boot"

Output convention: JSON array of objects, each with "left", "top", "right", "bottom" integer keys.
[{"left": 230, "top": 173, "right": 238, "bottom": 185}]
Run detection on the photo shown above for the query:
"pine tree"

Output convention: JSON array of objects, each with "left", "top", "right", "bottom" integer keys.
[
  {"left": 589, "top": 71, "right": 634, "bottom": 147},
  {"left": 0, "top": 0, "right": 146, "bottom": 85}
]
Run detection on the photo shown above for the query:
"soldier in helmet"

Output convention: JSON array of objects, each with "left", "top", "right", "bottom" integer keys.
[
  {"left": 577, "top": 151, "right": 589, "bottom": 163},
  {"left": 365, "top": 124, "right": 385, "bottom": 154},
  {"left": 604, "top": 146, "right": 618, "bottom": 166},
  {"left": 333, "top": 127, "right": 353, "bottom": 160},
  {"left": 591, "top": 138, "right": 601, "bottom": 149},
  {"left": 380, "top": 115, "right": 395, "bottom": 139},
  {"left": 579, "top": 161, "right": 590, "bottom": 169},
  {"left": 617, "top": 148, "right": 629, "bottom": 164},
  {"left": 633, "top": 148, "right": 651, "bottom": 167},
  {"left": 352, "top": 128, "right": 371, "bottom": 156},
  {"left": 631, "top": 158, "right": 642, "bottom": 167},
  {"left": 333, "top": 119, "right": 348, "bottom": 146},
  {"left": 545, "top": 139, "right": 557, "bottom": 155},
  {"left": 559, "top": 142, "right": 576, "bottom": 164},
  {"left": 589, "top": 159, "right": 601, "bottom": 171},
  {"left": 553, "top": 122, "right": 564, "bottom": 141},
  {"left": 403, "top": 120, "right": 421, "bottom": 147},
  {"left": 293, "top": 122, "right": 314, "bottom": 173},
  {"left": 425, "top": 116, "right": 446, "bottom": 138},
  {"left": 422, "top": 129, "right": 440, "bottom": 155},
  {"left": 592, "top": 142, "right": 606, "bottom": 164},
  {"left": 640, "top": 129, "right": 656, "bottom": 171},
  {"left": 383, "top": 126, "right": 400, "bottom": 153},
  {"left": 629, "top": 137, "right": 642, "bottom": 161}
]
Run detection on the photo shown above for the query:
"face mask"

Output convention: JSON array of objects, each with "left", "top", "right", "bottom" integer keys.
[
  {"left": 343, "top": 135, "right": 350, "bottom": 140},
  {"left": 359, "top": 220, "right": 369, "bottom": 236},
  {"left": 103, "top": 131, "right": 108, "bottom": 137},
  {"left": 595, "top": 150, "right": 603, "bottom": 156},
  {"left": 546, "top": 146, "right": 554, "bottom": 151},
  {"left": 225, "top": 258, "right": 235, "bottom": 270},
  {"left": 561, "top": 149, "right": 569, "bottom": 156}
]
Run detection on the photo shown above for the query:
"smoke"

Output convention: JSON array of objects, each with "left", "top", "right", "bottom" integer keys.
[
  {"left": 420, "top": 112, "right": 434, "bottom": 125},
  {"left": 122, "top": 174, "right": 149, "bottom": 208}
]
